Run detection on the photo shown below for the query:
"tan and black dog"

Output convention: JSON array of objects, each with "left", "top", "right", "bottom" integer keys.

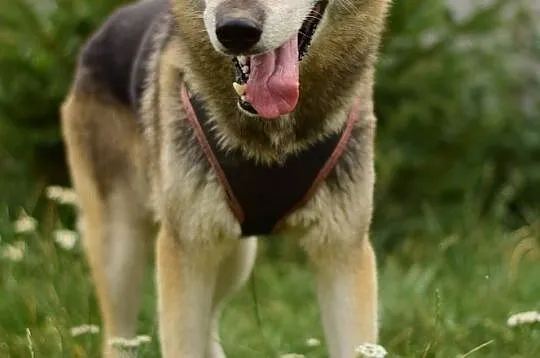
[{"left": 60, "top": 0, "right": 390, "bottom": 356}]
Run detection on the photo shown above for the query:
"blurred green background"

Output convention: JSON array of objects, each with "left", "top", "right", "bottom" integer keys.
[{"left": 1, "top": 0, "right": 538, "bottom": 256}]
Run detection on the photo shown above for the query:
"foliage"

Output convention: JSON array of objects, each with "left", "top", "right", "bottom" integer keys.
[
  {"left": 0, "top": 0, "right": 129, "bottom": 208},
  {"left": 373, "top": 0, "right": 540, "bottom": 250}
]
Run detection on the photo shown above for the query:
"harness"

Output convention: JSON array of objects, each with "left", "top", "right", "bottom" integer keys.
[{"left": 180, "top": 85, "right": 359, "bottom": 237}]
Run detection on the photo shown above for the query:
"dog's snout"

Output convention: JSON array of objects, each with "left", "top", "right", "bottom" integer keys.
[{"left": 215, "top": 17, "right": 262, "bottom": 54}]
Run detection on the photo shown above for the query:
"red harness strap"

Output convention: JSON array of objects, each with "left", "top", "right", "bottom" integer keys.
[
  {"left": 181, "top": 84, "right": 359, "bottom": 236},
  {"left": 180, "top": 85, "right": 245, "bottom": 223},
  {"left": 272, "top": 100, "right": 359, "bottom": 231}
]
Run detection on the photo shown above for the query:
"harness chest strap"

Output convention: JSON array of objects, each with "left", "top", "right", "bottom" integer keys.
[{"left": 180, "top": 84, "right": 359, "bottom": 237}]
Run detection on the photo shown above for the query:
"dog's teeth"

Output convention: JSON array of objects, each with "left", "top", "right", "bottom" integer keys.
[
  {"left": 242, "top": 65, "right": 249, "bottom": 74},
  {"left": 240, "top": 95, "right": 247, "bottom": 102},
  {"left": 233, "top": 82, "right": 247, "bottom": 96},
  {"left": 238, "top": 56, "right": 247, "bottom": 65}
]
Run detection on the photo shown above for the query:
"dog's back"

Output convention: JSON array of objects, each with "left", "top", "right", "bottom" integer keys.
[{"left": 76, "top": 0, "right": 167, "bottom": 108}]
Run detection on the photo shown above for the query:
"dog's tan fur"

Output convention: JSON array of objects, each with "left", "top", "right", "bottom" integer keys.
[{"left": 60, "top": 0, "right": 390, "bottom": 356}]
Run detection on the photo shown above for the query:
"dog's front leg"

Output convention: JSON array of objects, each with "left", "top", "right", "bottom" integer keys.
[
  {"left": 156, "top": 226, "right": 227, "bottom": 358},
  {"left": 306, "top": 235, "right": 378, "bottom": 358}
]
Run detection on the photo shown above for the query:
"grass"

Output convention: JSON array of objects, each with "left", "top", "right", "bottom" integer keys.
[{"left": 0, "top": 195, "right": 539, "bottom": 358}]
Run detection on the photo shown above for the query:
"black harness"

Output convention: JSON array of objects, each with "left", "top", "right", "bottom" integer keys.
[{"left": 181, "top": 85, "right": 358, "bottom": 237}]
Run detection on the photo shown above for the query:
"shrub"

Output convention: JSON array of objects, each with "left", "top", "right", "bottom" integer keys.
[
  {"left": 0, "top": 0, "right": 130, "bottom": 208},
  {"left": 373, "top": 0, "right": 540, "bottom": 251}
]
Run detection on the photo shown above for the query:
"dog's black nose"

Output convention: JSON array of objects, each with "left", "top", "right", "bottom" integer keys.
[{"left": 215, "top": 17, "right": 262, "bottom": 53}]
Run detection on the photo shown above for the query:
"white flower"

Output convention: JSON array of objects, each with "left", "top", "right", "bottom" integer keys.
[
  {"left": 108, "top": 335, "right": 152, "bottom": 348},
  {"left": 45, "top": 186, "right": 78, "bottom": 206},
  {"left": 136, "top": 335, "right": 152, "bottom": 344},
  {"left": 306, "top": 337, "right": 321, "bottom": 347},
  {"left": 53, "top": 229, "right": 79, "bottom": 251},
  {"left": 14, "top": 212, "right": 37, "bottom": 234},
  {"left": 355, "top": 343, "right": 388, "bottom": 358},
  {"left": 1, "top": 241, "right": 26, "bottom": 262},
  {"left": 70, "top": 324, "right": 100, "bottom": 337},
  {"left": 507, "top": 311, "right": 540, "bottom": 327}
]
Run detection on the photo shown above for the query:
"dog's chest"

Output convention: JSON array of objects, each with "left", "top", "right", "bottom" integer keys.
[{"left": 179, "top": 86, "right": 356, "bottom": 238}]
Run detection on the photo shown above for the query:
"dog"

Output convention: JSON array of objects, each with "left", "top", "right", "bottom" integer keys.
[{"left": 60, "top": 0, "right": 390, "bottom": 356}]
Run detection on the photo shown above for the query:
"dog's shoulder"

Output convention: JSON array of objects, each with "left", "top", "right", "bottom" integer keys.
[{"left": 76, "top": 0, "right": 169, "bottom": 105}]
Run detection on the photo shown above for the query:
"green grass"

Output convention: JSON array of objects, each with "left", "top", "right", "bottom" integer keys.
[{"left": 0, "top": 201, "right": 539, "bottom": 358}]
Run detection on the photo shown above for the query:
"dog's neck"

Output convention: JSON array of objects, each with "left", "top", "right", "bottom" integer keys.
[{"left": 168, "top": 2, "right": 386, "bottom": 163}]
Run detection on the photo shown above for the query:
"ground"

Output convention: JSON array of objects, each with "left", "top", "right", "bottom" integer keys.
[{"left": 0, "top": 196, "right": 539, "bottom": 358}]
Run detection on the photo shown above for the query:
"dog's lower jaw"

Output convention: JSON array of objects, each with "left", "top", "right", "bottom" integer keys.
[{"left": 236, "top": 101, "right": 260, "bottom": 118}]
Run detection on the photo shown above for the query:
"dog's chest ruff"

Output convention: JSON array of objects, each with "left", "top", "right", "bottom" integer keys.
[{"left": 181, "top": 85, "right": 358, "bottom": 237}]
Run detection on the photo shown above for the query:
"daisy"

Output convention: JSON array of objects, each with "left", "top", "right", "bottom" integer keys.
[
  {"left": 507, "top": 310, "right": 540, "bottom": 327},
  {"left": 1, "top": 241, "right": 26, "bottom": 262},
  {"left": 45, "top": 186, "right": 78, "bottom": 206},
  {"left": 14, "top": 211, "right": 37, "bottom": 234},
  {"left": 53, "top": 229, "right": 79, "bottom": 251},
  {"left": 70, "top": 324, "right": 100, "bottom": 337},
  {"left": 355, "top": 343, "right": 388, "bottom": 358},
  {"left": 108, "top": 335, "right": 152, "bottom": 348}
]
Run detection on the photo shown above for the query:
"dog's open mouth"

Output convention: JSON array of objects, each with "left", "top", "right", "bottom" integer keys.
[{"left": 231, "top": 0, "right": 328, "bottom": 119}]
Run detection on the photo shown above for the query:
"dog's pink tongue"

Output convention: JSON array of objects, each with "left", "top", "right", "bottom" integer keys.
[{"left": 246, "top": 35, "right": 299, "bottom": 119}]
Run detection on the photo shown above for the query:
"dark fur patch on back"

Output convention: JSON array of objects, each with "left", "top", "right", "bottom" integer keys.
[
  {"left": 76, "top": 0, "right": 169, "bottom": 106},
  {"left": 67, "top": 0, "right": 172, "bottom": 197}
]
